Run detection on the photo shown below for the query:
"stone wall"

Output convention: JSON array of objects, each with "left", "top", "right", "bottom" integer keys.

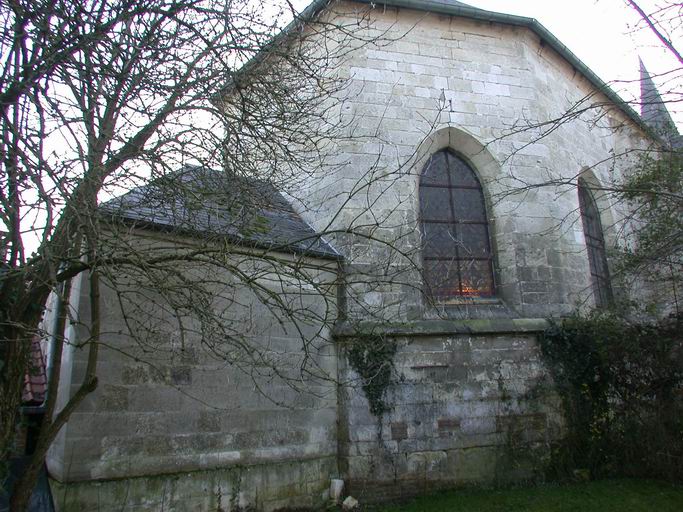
[
  {"left": 51, "top": 458, "right": 336, "bottom": 511},
  {"left": 47, "top": 231, "right": 340, "bottom": 511},
  {"left": 293, "top": 1, "right": 653, "bottom": 321},
  {"left": 44, "top": 2, "right": 659, "bottom": 509},
  {"left": 335, "top": 320, "right": 563, "bottom": 502}
]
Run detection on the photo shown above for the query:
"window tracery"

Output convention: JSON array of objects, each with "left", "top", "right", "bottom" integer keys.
[
  {"left": 578, "top": 178, "right": 613, "bottom": 307},
  {"left": 420, "top": 149, "right": 495, "bottom": 300}
]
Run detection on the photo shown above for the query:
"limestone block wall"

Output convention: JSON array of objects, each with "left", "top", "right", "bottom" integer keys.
[
  {"left": 43, "top": 3, "right": 661, "bottom": 509},
  {"left": 47, "top": 232, "right": 340, "bottom": 512},
  {"left": 294, "top": 1, "right": 653, "bottom": 320},
  {"left": 336, "top": 320, "right": 563, "bottom": 501}
]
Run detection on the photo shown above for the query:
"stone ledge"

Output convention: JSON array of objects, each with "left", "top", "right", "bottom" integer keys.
[
  {"left": 50, "top": 456, "right": 337, "bottom": 512},
  {"left": 333, "top": 318, "right": 549, "bottom": 338}
]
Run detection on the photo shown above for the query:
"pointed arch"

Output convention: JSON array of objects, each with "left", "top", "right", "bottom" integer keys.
[
  {"left": 420, "top": 149, "right": 495, "bottom": 300},
  {"left": 578, "top": 177, "right": 613, "bottom": 307}
]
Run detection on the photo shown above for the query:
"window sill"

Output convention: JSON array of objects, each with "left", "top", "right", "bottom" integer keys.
[
  {"left": 333, "top": 317, "right": 549, "bottom": 338},
  {"left": 432, "top": 296, "right": 501, "bottom": 306},
  {"left": 422, "top": 296, "right": 518, "bottom": 321}
]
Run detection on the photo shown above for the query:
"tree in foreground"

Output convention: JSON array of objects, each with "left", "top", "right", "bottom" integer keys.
[
  {"left": 0, "top": 0, "right": 395, "bottom": 509},
  {"left": 2, "top": 0, "right": 681, "bottom": 509}
]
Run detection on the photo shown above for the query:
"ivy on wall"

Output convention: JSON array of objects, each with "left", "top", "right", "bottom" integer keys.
[
  {"left": 347, "top": 335, "right": 397, "bottom": 416},
  {"left": 540, "top": 311, "right": 683, "bottom": 481}
]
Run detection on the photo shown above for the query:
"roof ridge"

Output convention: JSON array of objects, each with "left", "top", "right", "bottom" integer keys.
[{"left": 99, "top": 166, "right": 341, "bottom": 259}]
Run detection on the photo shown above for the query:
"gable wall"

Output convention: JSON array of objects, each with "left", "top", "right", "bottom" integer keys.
[
  {"left": 296, "top": 1, "right": 652, "bottom": 320},
  {"left": 292, "top": 4, "right": 650, "bottom": 499}
]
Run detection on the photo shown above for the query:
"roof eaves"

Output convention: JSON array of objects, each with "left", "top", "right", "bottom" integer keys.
[{"left": 293, "top": 215, "right": 343, "bottom": 258}]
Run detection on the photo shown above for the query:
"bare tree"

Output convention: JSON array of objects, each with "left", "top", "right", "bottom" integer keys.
[
  {"left": 0, "top": 0, "right": 404, "bottom": 509},
  {"left": 4, "top": 0, "right": 677, "bottom": 508}
]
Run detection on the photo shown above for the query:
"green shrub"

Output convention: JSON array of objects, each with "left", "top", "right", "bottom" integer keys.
[
  {"left": 347, "top": 335, "right": 397, "bottom": 416},
  {"left": 541, "top": 311, "right": 683, "bottom": 481}
]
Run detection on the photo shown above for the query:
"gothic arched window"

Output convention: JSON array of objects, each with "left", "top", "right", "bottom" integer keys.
[
  {"left": 420, "top": 149, "right": 495, "bottom": 300},
  {"left": 578, "top": 178, "right": 613, "bottom": 307}
]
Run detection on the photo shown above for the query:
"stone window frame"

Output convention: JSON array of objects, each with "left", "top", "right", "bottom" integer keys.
[
  {"left": 419, "top": 149, "right": 496, "bottom": 302},
  {"left": 577, "top": 177, "right": 614, "bottom": 308},
  {"left": 411, "top": 127, "right": 517, "bottom": 319}
]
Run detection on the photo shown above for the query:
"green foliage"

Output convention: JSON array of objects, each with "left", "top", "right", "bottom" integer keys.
[
  {"left": 540, "top": 311, "right": 683, "bottom": 481},
  {"left": 347, "top": 335, "right": 397, "bottom": 416},
  {"left": 616, "top": 151, "right": 683, "bottom": 292}
]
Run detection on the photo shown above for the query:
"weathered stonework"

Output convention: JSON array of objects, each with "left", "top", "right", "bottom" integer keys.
[
  {"left": 335, "top": 320, "right": 561, "bottom": 501},
  {"left": 51, "top": 457, "right": 336, "bottom": 511},
  {"left": 295, "top": 1, "right": 651, "bottom": 321},
  {"left": 47, "top": 234, "right": 340, "bottom": 511},
  {"left": 46, "top": 1, "right": 658, "bottom": 510}
]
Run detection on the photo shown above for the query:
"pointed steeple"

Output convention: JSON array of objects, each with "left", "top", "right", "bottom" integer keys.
[{"left": 640, "top": 58, "right": 680, "bottom": 145}]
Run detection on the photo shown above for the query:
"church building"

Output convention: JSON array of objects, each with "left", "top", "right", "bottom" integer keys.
[{"left": 42, "top": 1, "right": 676, "bottom": 510}]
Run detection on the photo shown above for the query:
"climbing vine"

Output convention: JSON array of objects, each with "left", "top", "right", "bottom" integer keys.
[
  {"left": 347, "top": 335, "right": 397, "bottom": 416},
  {"left": 540, "top": 311, "right": 683, "bottom": 482}
]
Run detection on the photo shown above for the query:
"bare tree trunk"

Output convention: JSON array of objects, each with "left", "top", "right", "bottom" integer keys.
[
  {"left": 0, "top": 328, "right": 32, "bottom": 471},
  {"left": 10, "top": 268, "right": 100, "bottom": 512}
]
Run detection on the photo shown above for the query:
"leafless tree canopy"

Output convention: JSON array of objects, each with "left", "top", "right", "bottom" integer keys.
[
  {"left": 0, "top": 1, "right": 395, "bottom": 508},
  {"left": 1, "top": 0, "right": 681, "bottom": 508}
]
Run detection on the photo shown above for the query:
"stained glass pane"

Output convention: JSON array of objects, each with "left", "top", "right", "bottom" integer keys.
[
  {"left": 421, "top": 151, "right": 449, "bottom": 186},
  {"left": 588, "top": 247, "right": 600, "bottom": 275},
  {"left": 452, "top": 188, "right": 486, "bottom": 222},
  {"left": 595, "top": 276, "right": 611, "bottom": 307},
  {"left": 423, "top": 222, "right": 458, "bottom": 258},
  {"left": 447, "top": 153, "right": 480, "bottom": 187},
  {"left": 420, "top": 187, "right": 452, "bottom": 221},
  {"left": 455, "top": 224, "right": 490, "bottom": 258},
  {"left": 460, "top": 260, "right": 495, "bottom": 297},
  {"left": 578, "top": 179, "right": 613, "bottom": 307},
  {"left": 420, "top": 149, "right": 496, "bottom": 300},
  {"left": 423, "top": 260, "right": 460, "bottom": 299}
]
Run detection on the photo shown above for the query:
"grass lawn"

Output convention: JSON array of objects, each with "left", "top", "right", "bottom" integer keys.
[{"left": 371, "top": 479, "right": 683, "bottom": 512}]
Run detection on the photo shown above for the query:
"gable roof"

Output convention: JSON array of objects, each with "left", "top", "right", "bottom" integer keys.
[
  {"left": 100, "top": 166, "right": 340, "bottom": 259},
  {"left": 261, "top": 0, "right": 652, "bottom": 137}
]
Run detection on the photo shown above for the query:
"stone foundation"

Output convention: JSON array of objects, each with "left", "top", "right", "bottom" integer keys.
[
  {"left": 50, "top": 318, "right": 562, "bottom": 510},
  {"left": 336, "top": 319, "right": 563, "bottom": 502},
  {"left": 51, "top": 456, "right": 336, "bottom": 512}
]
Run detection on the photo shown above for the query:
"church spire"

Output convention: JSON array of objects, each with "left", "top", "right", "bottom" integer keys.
[{"left": 639, "top": 58, "right": 680, "bottom": 145}]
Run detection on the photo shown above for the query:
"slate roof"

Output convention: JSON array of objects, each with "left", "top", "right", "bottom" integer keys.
[{"left": 100, "top": 166, "right": 340, "bottom": 259}]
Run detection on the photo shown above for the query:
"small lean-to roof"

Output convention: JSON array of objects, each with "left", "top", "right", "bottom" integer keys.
[
  {"left": 256, "top": 0, "right": 651, "bottom": 136},
  {"left": 100, "top": 166, "right": 340, "bottom": 259},
  {"left": 22, "top": 335, "right": 47, "bottom": 406}
]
